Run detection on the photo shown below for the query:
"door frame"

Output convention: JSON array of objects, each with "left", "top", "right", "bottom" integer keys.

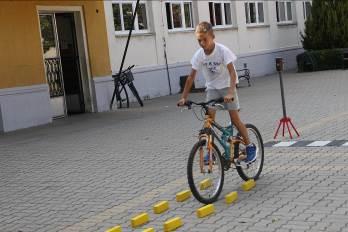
[{"left": 37, "top": 5, "right": 96, "bottom": 114}]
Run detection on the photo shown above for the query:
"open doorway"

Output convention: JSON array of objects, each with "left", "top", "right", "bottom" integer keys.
[{"left": 39, "top": 10, "right": 93, "bottom": 118}]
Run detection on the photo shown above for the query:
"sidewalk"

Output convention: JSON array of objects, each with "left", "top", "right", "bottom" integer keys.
[{"left": 1, "top": 70, "right": 348, "bottom": 232}]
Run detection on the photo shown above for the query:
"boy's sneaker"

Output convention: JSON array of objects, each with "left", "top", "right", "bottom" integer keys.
[{"left": 245, "top": 143, "right": 257, "bottom": 163}]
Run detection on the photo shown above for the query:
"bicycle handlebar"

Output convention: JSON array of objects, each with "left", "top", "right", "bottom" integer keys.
[{"left": 178, "top": 97, "right": 226, "bottom": 109}]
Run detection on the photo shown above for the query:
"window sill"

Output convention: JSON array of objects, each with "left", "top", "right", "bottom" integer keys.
[
  {"left": 246, "top": 24, "right": 270, "bottom": 29},
  {"left": 114, "top": 32, "right": 155, "bottom": 37},
  {"left": 277, "top": 22, "right": 298, "bottom": 27},
  {"left": 168, "top": 28, "right": 195, "bottom": 34},
  {"left": 213, "top": 26, "right": 238, "bottom": 31}
]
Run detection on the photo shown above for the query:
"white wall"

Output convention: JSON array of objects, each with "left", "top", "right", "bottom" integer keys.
[{"left": 100, "top": 0, "right": 308, "bottom": 107}]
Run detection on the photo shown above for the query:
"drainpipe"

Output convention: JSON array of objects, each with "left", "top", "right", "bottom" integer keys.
[
  {"left": 160, "top": 1, "right": 172, "bottom": 95},
  {"left": 163, "top": 37, "right": 172, "bottom": 95}
]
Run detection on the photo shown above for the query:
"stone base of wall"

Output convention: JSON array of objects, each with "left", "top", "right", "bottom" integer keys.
[{"left": 0, "top": 84, "right": 52, "bottom": 132}]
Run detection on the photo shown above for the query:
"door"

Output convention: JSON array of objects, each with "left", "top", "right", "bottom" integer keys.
[
  {"left": 39, "top": 12, "right": 85, "bottom": 118},
  {"left": 39, "top": 14, "right": 66, "bottom": 118},
  {"left": 55, "top": 13, "right": 85, "bottom": 114}
]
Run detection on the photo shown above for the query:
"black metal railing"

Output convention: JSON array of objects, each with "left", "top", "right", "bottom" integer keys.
[{"left": 44, "top": 58, "right": 64, "bottom": 97}]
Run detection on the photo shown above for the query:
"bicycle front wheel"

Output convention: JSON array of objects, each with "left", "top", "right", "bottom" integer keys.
[
  {"left": 187, "top": 140, "right": 224, "bottom": 204},
  {"left": 236, "top": 124, "right": 264, "bottom": 181}
]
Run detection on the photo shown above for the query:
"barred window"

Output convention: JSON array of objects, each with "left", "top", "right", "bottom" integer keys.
[
  {"left": 208, "top": 1, "right": 233, "bottom": 27},
  {"left": 112, "top": 1, "right": 148, "bottom": 33},
  {"left": 276, "top": 1, "right": 293, "bottom": 23},
  {"left": 165, "top": 1, "right": 194, "bottom": 30},
  {"left": 245, "top": 1, "right": 265, "bottom": 24}
]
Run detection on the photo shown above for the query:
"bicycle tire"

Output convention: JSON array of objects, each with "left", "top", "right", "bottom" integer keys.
[
  {"left": 118, "top": 84, "right": 129, "bottom": 108},
  {"left": 128, "top": 83, "right": 144, "bottom": 107},
  {"left": 187, "top": 140, "right": 224, "bottom": 204},
  {"left": 235, "top": 124, "right": 264, "bottom": 181}
]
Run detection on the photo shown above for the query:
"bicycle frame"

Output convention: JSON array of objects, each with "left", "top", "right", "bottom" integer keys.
[{"left": 198, "top": 113, "right": 245, "bottom": 169}]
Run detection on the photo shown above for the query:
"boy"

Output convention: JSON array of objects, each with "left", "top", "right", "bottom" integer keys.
[{"left": 177, "top": 21, "right": 256, "bottom": 163}]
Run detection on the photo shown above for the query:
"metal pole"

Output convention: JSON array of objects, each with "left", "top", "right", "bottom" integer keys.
[
  {"left": 278, "top": 71, "right": 287, "bottom": 118},
  {"left": 110, "top": 0, "right": 140, "bottom": 109},
  {"left": 276, "top": 57, "right": 287, "bottom": 118},
  {"left": 163, "top": 37, "right": 172, "bottom": 95}
]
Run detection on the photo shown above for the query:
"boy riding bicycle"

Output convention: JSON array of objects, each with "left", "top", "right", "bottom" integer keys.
[{"left": 177, "top": 21, "right": 256, "bottom": 163}]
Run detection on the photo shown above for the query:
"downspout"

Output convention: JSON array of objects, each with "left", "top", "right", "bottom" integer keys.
[{"left": 160, "top": 0, "right": 172, "bottom": 95}]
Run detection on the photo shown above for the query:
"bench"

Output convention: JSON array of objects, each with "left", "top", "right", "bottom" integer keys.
[{"left": 236, "top": 68, "right": 251, "bottom": 87}]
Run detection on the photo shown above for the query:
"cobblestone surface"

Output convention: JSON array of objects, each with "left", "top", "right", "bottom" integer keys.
[{"left": 0, "top": 70, "right": 348, "bottom": 232}]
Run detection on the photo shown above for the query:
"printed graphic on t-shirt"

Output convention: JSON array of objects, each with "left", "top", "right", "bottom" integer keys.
[{"left": 203, "top": 61, "right": 222, "bottom": 75}]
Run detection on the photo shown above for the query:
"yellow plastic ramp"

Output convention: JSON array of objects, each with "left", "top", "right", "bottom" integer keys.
[
  {"left": 225, "top": 191, "right": 238, "bottom": 204},
  {"left": 143, "top": 228, "right": 155, "bottom": 232},
  {"left": 153, "top": 201, "right": 169, "bottom": 214},
  {"left": 131, "top": 213, "right": 149, "bottom": 228},
  {"left": 199, "top": 178, "right": 212, "bottom": 190},
  {"left": 176, "top": 190, "right": 191, "bottom": 202},
  {"left": 105, "top": 225, "right": 122, "bottom": 232},
  {"left": 196, "top": 204, "right": 215, "bottom": 218},
  {"left": 241, "top": 179, "right": 256, "bottom": 191},
  {"left": 163, "top": 217, "right": 183, "bottom": 232}
]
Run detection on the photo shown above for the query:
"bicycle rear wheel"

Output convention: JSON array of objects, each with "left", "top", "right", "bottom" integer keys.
[
  {"left": 117, "top": 84, "right": 129, "bottom": 108},
  {"left": 128, "top": 82, "right": 144, "bottom": 107},
  {"left": 236, "top": 124, "right": 264, "bottom": 181},
  {"left": 187, "top": 140, "right": 224, "bottom": 204}
]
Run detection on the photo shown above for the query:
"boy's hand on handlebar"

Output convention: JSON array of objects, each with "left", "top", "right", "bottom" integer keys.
[
  {"left": 177, "top": 98, "right": 186, "bottom": 107},
  {"left": 224, "top": 93, "right": 234, "bottom": 103}
]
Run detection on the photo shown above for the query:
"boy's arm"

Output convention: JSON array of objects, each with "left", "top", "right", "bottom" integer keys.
[
  {"left": 225, "top": 63, "right": 237, "bottom": 102},
  {"left": 178, "top": 69, "right": 197, "bottom": 105}
]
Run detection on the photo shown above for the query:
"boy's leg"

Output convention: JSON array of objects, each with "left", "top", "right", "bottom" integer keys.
[
  {"left": 229, "top": 110, "right": 250, "bottom": 145},
  {"left": 229, "top": 110, "right": 257, "bottom": 163}
]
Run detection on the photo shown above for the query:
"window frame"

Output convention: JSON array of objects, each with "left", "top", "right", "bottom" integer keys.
[
  {"left": 112, "top": 0, "right": 150, "bottom": 35},
  {"left": 302, "top": 1, "right": 312, "bottom": 20},
  {"left": 276, "top": 1, "right": 293, "bottom": 23},
  {"left": 244, "top": 1, "right": 266, "bottom": 25},
  {"left": 208, "top": 1, "right": 234, "bottom": 29},
  {"left": 165, "top": 0, "right": 194, "bottom": 32}
]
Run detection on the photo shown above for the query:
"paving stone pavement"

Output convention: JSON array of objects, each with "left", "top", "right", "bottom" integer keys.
[{"left": 0, "top": 70, "right": 348, "bottom": 232}]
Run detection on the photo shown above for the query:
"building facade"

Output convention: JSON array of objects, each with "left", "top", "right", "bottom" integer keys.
[
  {"left": 0, "top": 1, "right": 311, "bottom": 132},
  {"left": 0, "top": 1, "right": 111, "bottom": 132},
  {"left": 97, "top": 0, "right": 311, "bottom": 111}
]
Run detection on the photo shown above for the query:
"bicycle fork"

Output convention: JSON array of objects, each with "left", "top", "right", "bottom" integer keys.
[{"left": 199, "top": 133, "right": 213, "bottom": 173}]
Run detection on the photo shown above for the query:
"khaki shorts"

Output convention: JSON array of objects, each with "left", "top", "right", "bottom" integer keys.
[{"left": 206, "top": 87, "right": 240, "bottom": 111}]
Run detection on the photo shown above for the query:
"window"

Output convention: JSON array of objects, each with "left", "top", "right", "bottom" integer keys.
[
  {"left": 208, "top": 1, "right": 233, "bottom": 27},
  {"left": 303, "top": 1, "right": 312, "bottom": 20},
  {"left": 165, "top": 1, "right": 194, "bottom": 30},
  {"left": 112, "top": 1, "right": 148, "bottom": 33},
  {"left": 276, "top": 1, "right": 293, "bottom": 23},
  {"left": 245, "top": 1, "right": 265, "bottom": 24}
]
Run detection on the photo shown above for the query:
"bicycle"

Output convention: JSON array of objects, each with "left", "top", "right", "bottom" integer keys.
[
  {"left": 182, "top": 98, "right": 264, "bottom": 204},
  {"left": 110, "top": 65, "right": 144, "bottom": 109}
]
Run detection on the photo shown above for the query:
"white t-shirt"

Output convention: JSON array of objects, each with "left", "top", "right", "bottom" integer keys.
[{"left": 191, "top": 43, "right": 238, "bottom": 90}]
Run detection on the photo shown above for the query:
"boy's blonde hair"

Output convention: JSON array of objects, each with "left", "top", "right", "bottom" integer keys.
[{"left": 195, "top": 21, "right": 214, "bottom": 35}]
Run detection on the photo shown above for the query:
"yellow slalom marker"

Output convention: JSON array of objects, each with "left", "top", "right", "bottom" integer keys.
[
  {"left": 176, "top": 190, "right": 191, "bottom": 202},
  {"left": 196, "top": 204, "right": 215, "bottom": 218},
  {"left": 241, "top": 179, "right": 256, "bottom": 191},
  {"left": 131, "top": 213, "right": 149, "bottom": 228},
  {"left": 163, "top": 217, "right": 183, "bottom": 232},
  {"left": 225, "top": 191, "right": 238, "bottom": 204},
  {"left": 199, "top": 178, "right": 212, "bottom": 190},
  {"left": 143, "top": 228, "right": 155, "bottom": 232},
  {"left": 153, "top": 201, "right": 169, "bottom": 214},
  {"left": 105, "top": 225, "right": 122, "bottom": 232}
]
